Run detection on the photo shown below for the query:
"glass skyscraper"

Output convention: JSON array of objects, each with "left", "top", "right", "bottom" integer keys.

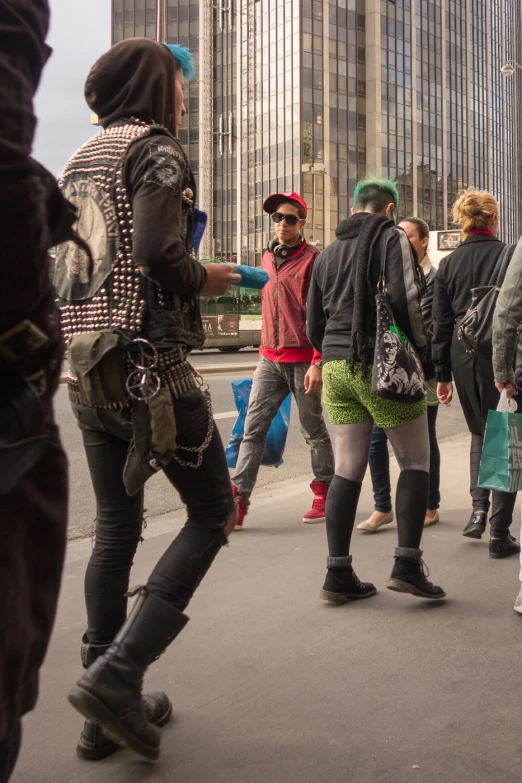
[{"left": 112, "top": 0, "right": 522, "bottom": 262}]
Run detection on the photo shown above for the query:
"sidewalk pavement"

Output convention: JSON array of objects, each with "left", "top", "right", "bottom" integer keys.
[{"left": 12, "top": 434, "right": 522, "bottom": 783}]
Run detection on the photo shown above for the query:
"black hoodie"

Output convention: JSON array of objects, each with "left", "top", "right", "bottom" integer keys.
[
  {"left": 84, "top": 38, "right": 205, "bottom": 301},
  {"left": 307, "top": 215, "right": 428, "bottom": 366}
]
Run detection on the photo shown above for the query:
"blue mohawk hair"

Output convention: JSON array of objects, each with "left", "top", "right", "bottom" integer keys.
[{"left": 164, "top": 44, "right": 196, "bottom": 80}]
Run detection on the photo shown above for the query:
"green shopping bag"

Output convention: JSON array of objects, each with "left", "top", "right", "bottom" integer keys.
[{"left": 478, "top": 394, "right": 522, "bottom": 493}]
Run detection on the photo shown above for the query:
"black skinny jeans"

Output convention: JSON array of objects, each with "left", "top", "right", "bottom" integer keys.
[{"left": 73, "top": 388, "right": 235, "bottom": 647}]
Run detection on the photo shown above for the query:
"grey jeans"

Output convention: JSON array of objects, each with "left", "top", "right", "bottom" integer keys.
[{"left": 232, "top": 357, "right": 334, "bottom": 500}]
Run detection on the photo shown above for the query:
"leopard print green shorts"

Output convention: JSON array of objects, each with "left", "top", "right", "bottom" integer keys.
[{"left": 322, "top": 361, "right": 427, "bottom": 427}]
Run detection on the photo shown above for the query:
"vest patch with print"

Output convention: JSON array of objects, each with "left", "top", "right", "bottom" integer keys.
[{"left": 144, "top": 142, "right": 185, "bottom": 195}]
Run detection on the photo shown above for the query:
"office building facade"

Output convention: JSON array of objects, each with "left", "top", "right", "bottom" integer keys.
[{"left": 112, "top": 0, "right": 522, "bottom": 264}]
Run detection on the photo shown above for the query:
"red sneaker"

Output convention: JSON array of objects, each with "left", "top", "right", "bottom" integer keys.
[
  {"left": 232, "top": 485, "right": 248, "bottom": 530},
  {"left": 303, "top": 481, "right": 328, "bottom": 524}
]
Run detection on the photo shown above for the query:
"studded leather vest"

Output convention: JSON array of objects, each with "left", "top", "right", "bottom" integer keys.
[{"left": 55, "top": 120, "right": 204, "bottom": 350}]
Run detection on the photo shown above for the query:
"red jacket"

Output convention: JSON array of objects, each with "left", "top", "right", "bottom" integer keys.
[{"left": 260, "top": 242, "right": 321, "bottom": 364}]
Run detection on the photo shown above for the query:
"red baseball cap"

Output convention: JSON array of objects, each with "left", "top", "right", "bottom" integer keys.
[{"left": 262, "top": 191, "right": 308, "bottom": 217}]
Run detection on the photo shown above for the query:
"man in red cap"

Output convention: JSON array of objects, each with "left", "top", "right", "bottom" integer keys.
[{"left": 232, "top": 192, "right": 334, "bottom": 527}]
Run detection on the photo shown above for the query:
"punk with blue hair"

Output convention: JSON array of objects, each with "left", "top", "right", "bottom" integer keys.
[{"left": 164, "top": 43, "right": 196, "bottom": 80}]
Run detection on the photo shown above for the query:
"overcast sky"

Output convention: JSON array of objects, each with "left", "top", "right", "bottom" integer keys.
[{"left": 33, "top": 0, "right": 111, "bottom": 176}]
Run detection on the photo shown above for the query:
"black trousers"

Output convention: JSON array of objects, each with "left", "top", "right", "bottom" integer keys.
[
  {"left": 73, "top": 387, "right": 236, "bottom": 646},
  {"left": 452, "top": 339, "right": 517, "bottom": 534},
  {"left": 470, "top": 432, "right": 517, "bottom": 535}
]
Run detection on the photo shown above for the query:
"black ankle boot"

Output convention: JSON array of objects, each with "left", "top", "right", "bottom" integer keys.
[
  {"left": 76, "top": 634, "right": 174, "bottom": 761},
  {"left": 462, "top": 511, "right": 487, "bottom": 539},
  {"left": 69, "top": 589, "right": 188, "bottom": 761},
  {"left": 320, "top": 556, "right": 377, "bottom": 603},
  {"left": 489, "top": 534, "right": 521, "bottom": 559},
  {"left": 387, "top": 548, "right": 446, "bottom": 599}
]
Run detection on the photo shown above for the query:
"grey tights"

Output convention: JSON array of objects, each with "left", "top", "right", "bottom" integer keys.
[
  {"left": 326, "top": 415, "right": 430, "bottom": 559},
  {"left": 332, "top": 415, "right": 430, "bottom": 482}
]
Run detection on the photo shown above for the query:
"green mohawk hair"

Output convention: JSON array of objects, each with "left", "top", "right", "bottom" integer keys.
[{"left": 353, "top": 177, "right": 399, "bottom": 211}]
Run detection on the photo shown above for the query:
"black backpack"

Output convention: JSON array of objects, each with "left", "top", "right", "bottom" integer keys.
[{"left": 457, "top": 243, "right": 516, "bottom": 359}]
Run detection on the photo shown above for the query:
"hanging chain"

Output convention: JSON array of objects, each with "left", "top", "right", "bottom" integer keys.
[{"left": 171, "top": 369, "right": 215, "bottom": 469}]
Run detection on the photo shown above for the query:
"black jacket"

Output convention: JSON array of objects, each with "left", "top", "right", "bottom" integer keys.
[
  {"left": 84, "top": 39, "right": 206, "bottom": 348},
  {"left": 124, "top": 133, "right": 204, "bottom": 300},
  {"left": 307, "top": 218, "right": 427, "bottom": 364},
  {"left": 0, "top": 0, "right": 68, "bottom": 741},
  {"left": 422, "top": 265, "right": 436, "bottom": 333},
  {"left": 432, "top": 233, "right": 505, "bottom": 382}
]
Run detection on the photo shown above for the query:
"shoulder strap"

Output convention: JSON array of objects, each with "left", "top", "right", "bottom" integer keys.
[
  {"left": 488, "top": 244, "right": 510, "bottom": 287},
  {"left": 377, "top": 226, "right": 398, "bottom": 290},
  {"left": 497, "top": 244, "right": 516, "bottom": 287}
]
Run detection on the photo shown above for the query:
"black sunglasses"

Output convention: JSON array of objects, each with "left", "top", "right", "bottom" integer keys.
[{"left": 271, "top": 212, "right": 301, "bottom": 226}]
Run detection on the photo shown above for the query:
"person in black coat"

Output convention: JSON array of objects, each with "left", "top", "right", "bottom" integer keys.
[
  {"left": 0, "top": 3, "right": 69, "bottom": 782},
  {"left": 432, "top": 189, "right": 520, "bottom": 558}
]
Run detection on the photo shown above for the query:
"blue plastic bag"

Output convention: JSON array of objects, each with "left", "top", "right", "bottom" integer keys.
[
  {"left": 225, "top": 378, "right": 291, "bottom": 468},
  {"left": 193, "top": 207, "right": 207, "bottom": 254}
]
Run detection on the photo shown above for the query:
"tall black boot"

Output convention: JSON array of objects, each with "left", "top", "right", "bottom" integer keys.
[
  {"left": 76, "top": 635, "right": 174, "bottom": 761},
  {"left": 69, "top": 589, "right": 189, "bottom": 761},
  {"left": 395, "top": 469, "right": 429, "bottom": 551},
  {"left": 76, "top": 638, "right": 115, "bottom": 761}
]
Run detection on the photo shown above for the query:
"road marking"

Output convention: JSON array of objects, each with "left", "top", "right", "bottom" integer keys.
[{"left": 214, "top": 410, "right": 237, "bottom": 420}]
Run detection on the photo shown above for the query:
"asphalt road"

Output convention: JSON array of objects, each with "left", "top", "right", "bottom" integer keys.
[{"left": 59, "top": 352, "right": 469, "bottom": 540}]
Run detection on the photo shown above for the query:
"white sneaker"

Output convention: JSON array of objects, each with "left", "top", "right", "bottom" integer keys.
[
  {"left": 514, "top": 587, "right": 522, "bottom": 615},
  {"left": 356, "top": 510, "right": 394, "bottom": 533}
]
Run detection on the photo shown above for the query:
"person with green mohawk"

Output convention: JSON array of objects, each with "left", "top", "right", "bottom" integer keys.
[
  {"left": 57, "top": 39, "right": 240, "bottom": 762},
  {"left": 307, "top": 177, "right": 446, "bottom": 604}
]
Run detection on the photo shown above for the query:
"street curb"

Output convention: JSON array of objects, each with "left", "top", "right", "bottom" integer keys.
[{"left": 59, "top": 362, "right": 258, "bottom": 384}]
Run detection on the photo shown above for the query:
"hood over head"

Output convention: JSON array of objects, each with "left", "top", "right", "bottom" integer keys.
[{"left": 85, "top": 38, "right": 179, "bottom": 134}]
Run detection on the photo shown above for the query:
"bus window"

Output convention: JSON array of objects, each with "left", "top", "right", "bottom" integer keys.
[
  {"left": 239, "top": 288, "right": 262, "bottom": 316},
  {"left": 199, "top": 287, "right": 240, "bottom": 342}
]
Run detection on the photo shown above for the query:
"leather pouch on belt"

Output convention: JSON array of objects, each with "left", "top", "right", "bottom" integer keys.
[
  {"left": 68, "top": 331, "right": 128, "bottom": 406},
  {"left": 123, "top": 387, "right": 178, "bottom": 496}
]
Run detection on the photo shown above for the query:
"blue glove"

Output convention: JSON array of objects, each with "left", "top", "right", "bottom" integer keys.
[{"left": 231, "top": 265, "right": 270, "bottom": 290}]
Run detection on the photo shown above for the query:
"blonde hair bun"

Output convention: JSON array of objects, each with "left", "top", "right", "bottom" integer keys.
[{"left": 452, "top": 189, "right": 499, "bottom": 234}]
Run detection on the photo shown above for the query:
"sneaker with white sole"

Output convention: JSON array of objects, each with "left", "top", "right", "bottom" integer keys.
[
  {"left": 302, "top": 481, "right": 328, "bottom": 524},
  {"left": 356, "top": 510, "right": 393, "bottom": 533},
  {"left": 232, "top": 485, "right": 248, "bottom": 530},
  {"left": 514, "top": 587, "right": 522, "bottom": 615}
]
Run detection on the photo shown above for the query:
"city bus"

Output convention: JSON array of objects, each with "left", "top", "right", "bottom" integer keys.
[{"left": 199, "top": 285, "right": 262, "bottom": 351}]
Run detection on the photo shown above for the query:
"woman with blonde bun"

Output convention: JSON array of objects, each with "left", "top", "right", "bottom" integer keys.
[{"left": 432, "top": 189, "right": 520, "bottom": 558}]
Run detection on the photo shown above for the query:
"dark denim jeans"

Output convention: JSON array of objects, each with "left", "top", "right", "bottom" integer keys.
[
  {"left": 73, "top": 388, "right": 235, "bottom": 647},
  {"left": 369, "top": 405, "right": 441, "bottom": 512}
]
